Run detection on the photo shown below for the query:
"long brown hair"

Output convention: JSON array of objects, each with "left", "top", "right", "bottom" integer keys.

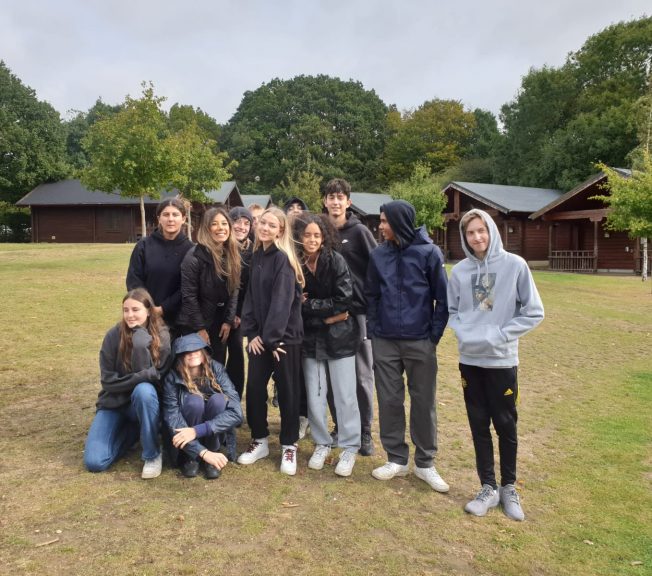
[
  {"left": 196, "top": 206, "right": 241, "bottom": 294},
  {"left": 119, "top": 288, "right": 164, "bottom": 370},
  {"left": 175, "top": 349, "right": 222, "bottom": 397}
]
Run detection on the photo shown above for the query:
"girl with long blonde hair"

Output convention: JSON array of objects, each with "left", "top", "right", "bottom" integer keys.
[{"left": 238, "top": 207, "right": 305, "bottom": 475}]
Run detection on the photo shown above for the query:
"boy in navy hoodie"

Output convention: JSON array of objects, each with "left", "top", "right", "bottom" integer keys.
[
  {"left": 448, "top": 209, "right": 544, "bottom": 521},
  {"left": 366, "top": 200, "right": 449, "bottom": 492}
]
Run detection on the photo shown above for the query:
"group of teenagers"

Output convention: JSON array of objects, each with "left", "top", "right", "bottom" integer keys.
[{"left": 83, "top": 177, "right": 544, "bottom": 522}]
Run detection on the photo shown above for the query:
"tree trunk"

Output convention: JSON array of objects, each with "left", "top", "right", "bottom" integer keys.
[
  {"left": 641, "top": 237, "right": 648, "bottom": 283},
  {"left": 140, "top": 196, "right": 147, "bottom": 238}
]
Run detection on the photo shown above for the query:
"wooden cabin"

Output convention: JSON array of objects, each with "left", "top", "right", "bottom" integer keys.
[
  {"left": 16, "top": 180, "right": 242, "bottom": 243},
  {"left": 439, "top": 182, "right": 563, "bottom": 265},
  {"left": 530, "top": 170, "right": 647, "bottom": 274}
]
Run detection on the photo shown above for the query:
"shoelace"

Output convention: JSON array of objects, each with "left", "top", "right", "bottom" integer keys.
[
  {"left": 283, "top": 449, "right": 295, "bottom": 462},
  {"left": 476, "top": 486, "right": 496, "bottom": 502},
  {"left": 503, "top": 487, "right": 520, "bottom": 504},
  {"left": 246, "top": 441, "right": 261, "bottom": 453}
]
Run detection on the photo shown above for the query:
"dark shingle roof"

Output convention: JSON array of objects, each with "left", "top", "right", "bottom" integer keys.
[
  {"left": 445, "top": 182, "right": 563, "bottom": 214},
  {"left": 205, "top": 181, "right": 240, "bottom": 204},
  {"left": 241, "top": 194, "right": 272, "bottom": 208},
  {"left": 350, "top": 192, "right": 393, "bottom": 216}
]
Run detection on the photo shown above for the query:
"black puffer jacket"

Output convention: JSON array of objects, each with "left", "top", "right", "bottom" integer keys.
[
  {"left": 302, "top": 249, "right": 358, "bottom": 360},
  {"left": 177, "top": 245, "right": 238, "bottom": 333}
]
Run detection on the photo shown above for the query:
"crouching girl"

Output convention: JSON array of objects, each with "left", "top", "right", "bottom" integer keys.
[
  {"left": 162, "top": 333, "right": 242, "bottom": 479},
  {"left": 84, "top": 288, "right": 171, "bottom": 479}
]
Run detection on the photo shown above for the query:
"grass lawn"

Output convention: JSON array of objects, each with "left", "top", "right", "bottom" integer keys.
[{"left": 0, "top": 243, "right": 650, "bottom": 576}]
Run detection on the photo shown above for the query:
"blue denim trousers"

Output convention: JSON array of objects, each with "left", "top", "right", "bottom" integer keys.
[{"left": 84, "top": 382, "right": 160, "bottom": 472}]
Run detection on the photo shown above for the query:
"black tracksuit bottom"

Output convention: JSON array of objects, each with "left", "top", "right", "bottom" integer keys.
[
  {"left": 246, "top": 343, "right": 301, "bottom": 446},
  {"left": 460, "top": 363, "right": 519, "bottom": 489}
]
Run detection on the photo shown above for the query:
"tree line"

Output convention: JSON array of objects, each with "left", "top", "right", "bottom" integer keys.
[{"left": 1, "top": 16, "right": 650, "bottom": 239}]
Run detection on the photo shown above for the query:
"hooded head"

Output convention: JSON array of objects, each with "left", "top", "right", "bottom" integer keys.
[
  {"left": 172, "top": 333, "right": 212, "bottom": 360},
  {"left": 229, "top": 206, "right": 253, "bottom": 226},
  {"left": 283, "top": 197, "right": 308, "bottom": 214},
  {"left": 459, "top": 209, "right": 503, "bottom": 262},
  {"left": 380, "top": 200, "right": 417, "bottom": 249}
]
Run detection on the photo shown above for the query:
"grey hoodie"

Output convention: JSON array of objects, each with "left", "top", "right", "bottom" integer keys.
[{"left": 447, "top": 209, "right": 544, "bottom": 367}]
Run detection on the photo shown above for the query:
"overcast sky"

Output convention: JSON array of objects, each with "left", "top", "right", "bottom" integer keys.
[{"left": 2, "top": 1, "right": 650, "bottom": 124}]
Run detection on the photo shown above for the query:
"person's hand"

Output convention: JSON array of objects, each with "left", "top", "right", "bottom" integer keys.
[
  {"left": 302, "top": 292, "right": 308, "bottom": 303},
  {"left": 272, "top": 343, "right": 286, "bottom": 362},
  {"left": 247, "top": 336, "right": 265, "bottom": 355},
  {"left": 172, "top": 427, "right": 197, "bottom": 449},
  {"left": 198, "top": 329, "right": 210, "bottom": 344},
  {"left": 219, "top": 323, "right": 231, "bottom": 343},
  {"left": 233, "top": 316, "right": 241, "bottom": 329},
  {"left": 202, "top": 450, "right": 228, "bottom": 470}
]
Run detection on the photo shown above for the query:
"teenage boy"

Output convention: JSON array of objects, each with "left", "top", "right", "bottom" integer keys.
[
  {"left": 366, "top": 200, "right": 449, "bottom": 492},
  {"left": 322, "top": 178, "right": 377, "bottom": 455},
  {"left": 448, "top": 209, "right": 544, "bottom": 521}
]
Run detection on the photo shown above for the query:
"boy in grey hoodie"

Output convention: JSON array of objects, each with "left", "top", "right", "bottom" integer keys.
[{"left": 447, "top": 209, "right": 544, "bottom": 521}]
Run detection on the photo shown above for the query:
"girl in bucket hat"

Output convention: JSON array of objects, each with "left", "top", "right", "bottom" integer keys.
[{"left": 162, "top": 333, "right": 242, "bottom": 479}]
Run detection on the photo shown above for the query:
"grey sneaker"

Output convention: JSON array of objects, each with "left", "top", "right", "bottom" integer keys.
[
  {"left": 500, "top": 484, "right": 525, "bottom": 521},
  {"left": 141, "top": 453, "right": 162, "bottom": 479},
  {"left": 464, "top": 484, "right": 500, "bottom": 516}
]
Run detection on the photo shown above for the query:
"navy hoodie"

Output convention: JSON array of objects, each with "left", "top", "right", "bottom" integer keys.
[{"left": 365, "top": 200, "right": 449, "bottom": 342}]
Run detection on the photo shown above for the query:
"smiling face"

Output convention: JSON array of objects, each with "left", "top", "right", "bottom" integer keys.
[
  {"left": 256, "top": 212, "right": 283, "bottom": 248},
  {"left": 232, "top": 217, "right": 251, "bottom": 242},
  {"left": 183, "top": 349, "right": 204, "bottom": 370},
  {"left": 123, "top": 298, "right": 149, "bottom": 329},
  {"left": 302, "top": 222, "right": 323, "bottom": 256},
  {"left": 210, "top": 213, "right": 231, "bottom": 244},
  {"left": 323, "top": 191, "right": 351, "bottom": 222},
  {"left": 464, "top": 216, "right": 490, "bottom": 260},
  {"left": 158, "top": 205, "right": 186, "bottom": 240}
]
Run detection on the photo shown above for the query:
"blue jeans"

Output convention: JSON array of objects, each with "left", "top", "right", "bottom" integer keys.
[{"left": 84, "top": 382, "right": 160, "bottom": 472}]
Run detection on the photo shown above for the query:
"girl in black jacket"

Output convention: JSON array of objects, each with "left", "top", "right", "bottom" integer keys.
[
  {"left": 177, "top": 207, "right": 241, "bottom": 364},
  {"left": 126, "top": 198, "right": 193, "bottom": 333},
  {"left": 294, "top": 214, "right": 361, "bottom": 477},
  {"left": 238, "top": 207, "right": 305, "bottom": 476}
]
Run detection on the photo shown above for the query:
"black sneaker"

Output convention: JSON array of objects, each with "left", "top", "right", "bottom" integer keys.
[
  {"left": 359, "top": 432, "right": 374, "bottom": 456},
  {"left": 203, "top": 462, "right": 221, "bottom": 480},
  {"left": 181, "top": 459, "right": 199, "bottom": 478}
]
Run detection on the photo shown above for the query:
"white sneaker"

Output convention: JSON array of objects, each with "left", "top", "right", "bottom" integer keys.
[
  {"left": 280, "top": 444, "right": 298, "bottom": 476},
  {"left": 237, "top": 438, "right": 269, "bottom": 465},
  {"left": 414, "top": 465, "right": 449, "bottom": 493},
  {"left": 308, "top": 445, "right": 331, "bottom": 470},
  {"left": 371, "top": 461, "right": 409, "bottom": 480},
  {"left": 299, "top": 416, "right": 310, "bottom": 440},
  {"left": 141, "top": 453, "right": 162, "bottom": 479},
  {"left": 335, "top": 451, "right": 357, "bottom": 477}
]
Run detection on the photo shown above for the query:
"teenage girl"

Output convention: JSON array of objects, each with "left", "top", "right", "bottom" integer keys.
[
  {"left": 237, "top": 207, "right": 305, "bottom": 475},
  {"left": 177, "top": 206, "right": 241, "bottom": 363},
  {"left": 126, "top": 198, "right": 193, "bottom": 334},
  {"left": 84, "top": 288, "right": 171, "bottom": 479},
  {"left": 162, "top": 333, "right": 243, "bottom": 479},
  {"left": 294, "top": 214, "right": 361, "bottom": 476}
]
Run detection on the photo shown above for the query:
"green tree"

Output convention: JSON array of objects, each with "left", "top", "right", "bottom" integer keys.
[
  {"left": 80, "top": 83, "right": 174, "bottom": 237},
  {"left": 168, "top": 104, "right": 223, "bottom": 150},
  {"left": 0, "top": 61, "right": 68, "bottom": 204},
  {"left": 383, "top": 99, "right": 477, "bottom": 183},
  {"left": 221, "top": 75, "right": 388, "bottom": 193},
  {"left": 274, "top": 165, "right": 323, "bottom": 212},
  {"left": 64, "top": 99, "right": 121, "bottom": 170},
  {"left": 388, "top": 162, "right": 447, "bottom": 232}
]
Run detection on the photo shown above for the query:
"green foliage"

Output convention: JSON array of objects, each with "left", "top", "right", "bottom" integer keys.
[
  {"left": 0, "top": 61, "right": 69, "bottom": 204},
  {"left": 388, "top": 162, "right": 447, "bottom": 232},
  {"left": 383, "top": 99, "right": 477, "bottom": 182},
  {"left": 168, "top": 103, "right": 223, "bottom": 151},
  {"left": 495, "top": 16, "right": 652, "bottom": 190},
  {"left": 0, "top": 201, "right": 30, "bottom": 242},
  {"left": 64, "top": 99, "right": 121, "bottom": 170},
  {"left": 221, "top": 75, "right": 387, "bottom": 193},
  {"left": 275, "top": 167, "right": 323, "bottom": 211},
  {"left": 595, "top": 152, "right": 652, "bottom": 237},
  {"left": 167, "top": 121, "right": 231, "bottom": 203}
]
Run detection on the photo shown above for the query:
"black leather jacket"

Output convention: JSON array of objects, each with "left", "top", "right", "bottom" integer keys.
[{"left": 301, "top": 249, "right": 358, "bottom": 360}]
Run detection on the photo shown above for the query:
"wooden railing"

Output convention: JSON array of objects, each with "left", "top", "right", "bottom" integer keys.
[{"left": 549, "top": 250, "right": 596, "bottom": 272}]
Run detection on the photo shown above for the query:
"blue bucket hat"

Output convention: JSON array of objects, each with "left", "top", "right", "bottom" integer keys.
[{"left": 173, "top": 333, "right": 212, "bottom": 359}]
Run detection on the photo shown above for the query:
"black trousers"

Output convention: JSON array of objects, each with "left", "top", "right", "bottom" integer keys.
[
  {"left": 225, "top": 325, "right": 245, "bottom": 399},
  {"left": 246, "top": 343, "right": 301, "bottom": 446},
  {"left": 460, "top": 363, "right": 519, "bottom": 489}
]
